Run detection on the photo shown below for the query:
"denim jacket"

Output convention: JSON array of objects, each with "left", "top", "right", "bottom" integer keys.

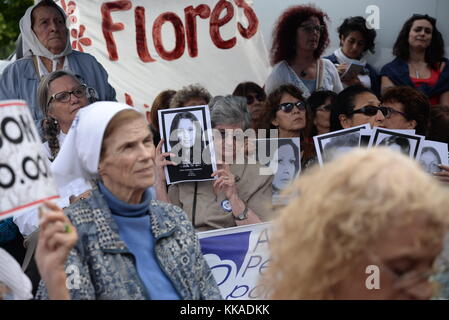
[{"left": 35, "top": 187, "right": 222, "bottom": 300}]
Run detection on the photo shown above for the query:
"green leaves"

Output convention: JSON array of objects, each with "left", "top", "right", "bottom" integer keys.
[{"left": 0, "top": 0, "right": 33, "bottom": 59}]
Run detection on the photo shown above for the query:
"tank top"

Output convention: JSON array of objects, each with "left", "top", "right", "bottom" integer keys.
[{"left": 410, "top": 68, "right": 441, "bottom": 105}]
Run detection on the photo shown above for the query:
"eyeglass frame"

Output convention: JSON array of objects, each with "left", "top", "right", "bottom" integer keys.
[
  {"left": 383, "top": 106, "right": 409, "bottom": 119},
  {"left": 246, "top": 92, "right": 266, "bottom": 105},
  {"left": 277, "top": 101, "right": 308, "bottom": 113},
  {"left": 315, "top": 104, "right": 332, "bottom": 112},
  {"left": 299, "top": 24, "right": 325, "bottom": 34},
  {"left": 47, "top": 84, "right": 87, "bottom": 106},
  {"left": 347, "top": 105, "right": 391, "bottom": 117}
]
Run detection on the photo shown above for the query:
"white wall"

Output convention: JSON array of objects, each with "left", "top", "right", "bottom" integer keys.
[{"left": 253, "top": 0, "right": 449, "bottom": 70}]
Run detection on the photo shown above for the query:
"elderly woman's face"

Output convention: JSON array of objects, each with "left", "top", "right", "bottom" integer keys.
[
  {"left": 48, "top": 75, "right": 89, "bottom": 131},
  {"left": 32, "top": 6, "right": 67, "bottom": 54},
  {"left": 213, "top": 123, "right": 244, "bottom": 163},
  {"left": 99, "top": 117, "right": 155, "bottom": 193},
  {"left": 333, "top": 217, "right": 443, "bottom": 300}
]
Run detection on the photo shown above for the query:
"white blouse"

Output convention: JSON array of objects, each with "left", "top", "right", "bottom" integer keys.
[{"left": 265, "top": 59, "right": 343, "bottom": 97}]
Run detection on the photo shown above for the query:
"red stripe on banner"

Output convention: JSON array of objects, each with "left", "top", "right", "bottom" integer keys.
[
  {"left": 0, "top": 102, "right": 27, "bottom": 108},
  {"left": 0, "top": 195, "right": 60, "bottom": 216}
]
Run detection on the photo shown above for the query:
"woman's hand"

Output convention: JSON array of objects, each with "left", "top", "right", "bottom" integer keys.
[
  {"left": 336, "top": 63, "right": 349, "bottom": 76},
  {"left": 155, "top": 139, "right": 177, "bottom": 183},
  {"left": 35, "top": 202, "right": 77, "bottom": 275},
  {"left": 211, "top": 164, "right": 238, "bottom": 199},
  {"left": 35, "top": 201, "right": 77, "bottom": 300},
  {"left": 433, "top": 164, "right": 449, "bottom": 183}
]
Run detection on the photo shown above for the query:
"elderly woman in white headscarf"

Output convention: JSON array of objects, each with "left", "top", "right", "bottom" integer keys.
[
  {"left": 0, "top": 0, "right": 116, "bottom": 136},
  {"left": 35, "top": 101, "right": 221, "bottom": 300}
]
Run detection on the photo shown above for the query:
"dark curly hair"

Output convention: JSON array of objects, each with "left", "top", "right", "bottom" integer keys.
[
  {"left": 382, "top": 86, "right": 430, "bottom": 136},
  {"left": 337, "top": 16, "right": 377, "bottom": 55},
  {"left": 393, "top": 14, "right": 445, "bottom": 69},
  {"left": 270, "top": 4, "right": 330, "bottom": 65}
]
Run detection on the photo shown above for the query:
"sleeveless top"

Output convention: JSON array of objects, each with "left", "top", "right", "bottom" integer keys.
[{"left": 410, "top": 69, "right": 441, "bottom": 105}]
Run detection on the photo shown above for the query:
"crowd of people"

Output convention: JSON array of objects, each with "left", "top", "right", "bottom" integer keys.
[{"left": 1, "top": 1, "right": 449, "bottom": 300}]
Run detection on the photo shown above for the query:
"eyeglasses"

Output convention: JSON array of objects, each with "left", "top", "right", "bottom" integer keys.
[
  {"left": 384, "top": 107, "right": 408, "bottom": 119},
  {"left": 316, "top": 104, "right": 332, "bottom": 112},
  {"left": 300, "top": 24, "right": 325, "bottom": 34},
  {"left": 278, "top": 101, "right": 307, "bottom": 113},
  {"left": 246, "top": 93, "right": 265, "bottom": 105},
  {"left": 348, "top": 105, "right": 390, "bottom": 117},
  {"left": 48, "top": 84, "right": 87, "bottom": 105}
]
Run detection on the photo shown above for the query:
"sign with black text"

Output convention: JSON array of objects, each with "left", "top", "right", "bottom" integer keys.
[{"left": 0, "top": 100, "right": 59, "bottom": 220}]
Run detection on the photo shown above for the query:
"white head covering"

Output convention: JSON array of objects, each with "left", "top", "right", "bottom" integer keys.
[
  {"left": 20, "top": 1, "right": 72, "bottom": 71},
  {"left": 0, "top": 248, "right": 33, "bottom": 300},
  {"left": 51, "top": 102, "right": 134, "bottom": 190}
]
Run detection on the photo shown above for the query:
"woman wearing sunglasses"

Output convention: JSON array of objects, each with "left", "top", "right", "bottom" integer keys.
[
  {"left": 307, "top": 90, "right": 337, "bottom": 136},
  {"left": 264, "top": 4, "right": 343, "bottom": 98},
  {"left": 380, "top": 14, "right": 449, "bottom": 106},
  {"left": 330, "top": 85, "right": 387, "bottom": 131},
  {"left": 255, "top": 84, "right": 315, "bottom": 168},
  {"left": 232, "top": 81, "right": 266, "bottom": 124}
]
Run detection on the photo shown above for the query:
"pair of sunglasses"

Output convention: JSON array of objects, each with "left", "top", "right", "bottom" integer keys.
[
  {"left": 278, "top": 101, "right": 307, "bottom": 113},
  {"left": 246, "top": 93, "right": 265, "bottom": 105},
  {"left": 316, "top": 104, "right": 332, "bottom": 112},
  {"left": 348, "top": 105, "right": 390, "bottom": 117}
]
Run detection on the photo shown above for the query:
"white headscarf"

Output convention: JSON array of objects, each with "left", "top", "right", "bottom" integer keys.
[
  {"left": 20, "top": 2, "right": 72, "bottom": 71},
  {"left": 51, "top": 102, "right": 133, "bottom": 190}
]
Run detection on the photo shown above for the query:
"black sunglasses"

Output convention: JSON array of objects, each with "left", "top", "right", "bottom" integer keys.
[
  {"left": 278, "top": 101, "right": 307, "bottom": 113},
  {"left": 348, "top": 105, "right": 390, "bottom": 117},
  {"left": 316, "top": 104, "right": 332, "bottom": 112},
  {"left": 246, "top": 93, "right": 265, "bottom": 105}
]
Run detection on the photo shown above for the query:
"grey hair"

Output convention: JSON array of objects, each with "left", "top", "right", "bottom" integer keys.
[
  {"left": 169, "top": 83, "right": 212, "bottom": 108},
  {"left": 37, "top": 70, "right": 83, "bottom": 116},
  {"left": 210, "top": 95, "right": 252, "bottom": 130}
]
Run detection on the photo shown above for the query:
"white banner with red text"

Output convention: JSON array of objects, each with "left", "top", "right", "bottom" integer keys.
[{"left": 57, "top": 0, "right": 270, "bottom": 116}]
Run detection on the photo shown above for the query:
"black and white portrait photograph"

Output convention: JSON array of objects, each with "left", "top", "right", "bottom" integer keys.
[
  {"left": 158, "top": 105, "right": 217, "bottom": 184},
  {"left": 418, "top": 140, "right": 449, "bottom": 174},
  {"left": 313, "top": 124, "right": 369, "bottom": 166},
  {"left": 256, "top": 138, "right": 301, "bottom": 205},
  {"left": 368, "top": 128, "right": 424, "bottom": 159}
]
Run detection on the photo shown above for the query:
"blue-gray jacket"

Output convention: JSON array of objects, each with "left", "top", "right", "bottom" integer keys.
[
  {"left": 0, "top": 51, "right": 116, "bottom": 136},
  {"left": 35, "top": 188, "right": 222, "bottom": 300}
]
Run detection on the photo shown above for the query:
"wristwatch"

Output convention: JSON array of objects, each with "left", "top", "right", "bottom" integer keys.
[{"left": 234, "top": 206, "right": 248, "bottom": 220}]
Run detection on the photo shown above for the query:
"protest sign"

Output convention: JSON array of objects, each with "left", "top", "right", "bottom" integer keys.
[
  {"left": 198, "top": 222, "right": 271, "bottom": 300},
  {"left": 57, "top": 0, "right": 270, "bottom": 113},
  {"left": 0, "top": 100, "right": 59, "bottom": 221}
]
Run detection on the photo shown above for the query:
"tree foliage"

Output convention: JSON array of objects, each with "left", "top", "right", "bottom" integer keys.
[{"left": 0, "top": 0, "right": 34, "bottom": 59}]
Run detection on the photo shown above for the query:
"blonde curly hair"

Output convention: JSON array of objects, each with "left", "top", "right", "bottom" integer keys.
[{"left": 262, "top": 147, "right": 449, "bottom": 299}]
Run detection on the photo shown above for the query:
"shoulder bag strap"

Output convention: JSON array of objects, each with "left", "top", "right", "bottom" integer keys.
[{"left": 191, "top": 182, "right": 198, "bottom": 228}]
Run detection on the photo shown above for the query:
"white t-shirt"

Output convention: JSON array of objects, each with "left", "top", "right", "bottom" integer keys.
[{"left": 265, "top": 59, "right": 343, "bottom": 97}]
